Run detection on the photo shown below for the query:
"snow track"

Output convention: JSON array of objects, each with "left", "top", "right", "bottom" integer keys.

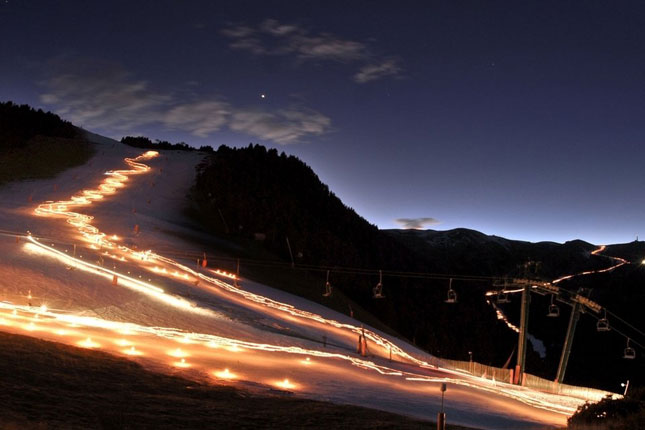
[{"left": 0, "top": 134, "right": 612, "bottom": 429}]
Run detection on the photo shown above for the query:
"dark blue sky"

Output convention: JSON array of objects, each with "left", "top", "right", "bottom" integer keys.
[{"left": 2, "top": 1, "right": 645, "bottom": 244}]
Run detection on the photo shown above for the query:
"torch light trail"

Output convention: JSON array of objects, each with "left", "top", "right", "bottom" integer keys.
[
  {"left": 484, "top": 245, "right": 631, "bottom": 353},
  {"left": 552, "top": 245, "right": 629, "bottom": 284},
  {"left": 0, "top": 300, "right": 597, "bottom": 415},
  {"left": 2, "top": 150, "right": 617, "bottom": 426},
  {"left": 26, "top": 149, "right": 438, "bottom": 369}
]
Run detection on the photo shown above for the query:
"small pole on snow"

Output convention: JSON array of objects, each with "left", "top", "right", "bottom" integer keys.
[
  {"left": 234, "top": 258, "right": 240, "bottom": 287},
  {"left": 437, "top": 383, "right": 447, "bottom": 430},
  {"left": 286, "top": 237, "right": 295, "bottom": 269}
]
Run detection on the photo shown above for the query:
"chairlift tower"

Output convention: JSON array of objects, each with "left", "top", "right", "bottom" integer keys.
[
  {"left": 514, "top": 283, "right": 531, "bottom": 385},
  {"left": 555, "top": 299, "right": 582, "bottom": 383}
]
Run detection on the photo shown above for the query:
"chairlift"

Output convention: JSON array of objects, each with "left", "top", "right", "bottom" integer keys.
[
  {"left": 445, "top": 278, "right": 457, "bottom": 304},
  {"left": 323, "top": 270, "right": 332, "bottom": 297},
  {"left": 623, "top": 338, "right": 636, "bottom": 359},
  {"left": 497, "top": 290, "right": 510, "bottom": 304},
  {"left": 597, "top": 309, "right": 610, "bottom": 332},
  {"left": 547, "top": 294, "right": 560, "bottom": 317},
  {"left": 373, "top": 270, "right": 385, "bottom": 299}
]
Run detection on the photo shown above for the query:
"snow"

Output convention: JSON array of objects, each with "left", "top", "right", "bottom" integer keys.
[{"left": 0, "top": 132, "right": 610, "bottom": 429}]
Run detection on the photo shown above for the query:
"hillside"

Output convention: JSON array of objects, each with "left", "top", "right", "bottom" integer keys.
[
  {"left": 0, "top": 331, "right": 444, "bottom": 430},
  {"left": 189, "top": 144, "right": 644, "bottom": 392},
  {"left": 0, "top": 133, "right": 590, "bottom": 429},
  {"left": 0, "top": 103, "right": 637, "bottom": 426},
  {"left": 0, "top": 101, "right": 94, "bottom": 185},
  {"left": 188, "top": 145, "right": 517, "bottom": 364}
]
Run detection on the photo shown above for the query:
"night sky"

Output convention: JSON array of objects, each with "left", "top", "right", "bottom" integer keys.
[{"left": 2, "top": 1, "right": 645, "bottom": 244}]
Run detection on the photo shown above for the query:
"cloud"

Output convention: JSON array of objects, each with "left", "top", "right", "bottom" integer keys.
[
  {"left": 395, "top": 217, "right": 441, "bottom": 230},
  {"left": 222, "top": 19, "right": 401, "bottom": 82},
  {"left": 289, "top": 34, "right": 367, "bottom": 62},
  {"left": 354, "top": 59, "right": 402, "bottom": 84},
  {"left": 40, "top": 60, "right": 170, "bottom": 131},
  {"left": 260, "top": 19, "right": 299, "bottom": 36},
  {"left": 164, "top": 101, "right": 230, "bottom": 137},
  {"left": 39, "top": 60, "right": 330, "bottom": 145},
  {"left": 230, "top": 107, "right": 330, "bottom": 145}
]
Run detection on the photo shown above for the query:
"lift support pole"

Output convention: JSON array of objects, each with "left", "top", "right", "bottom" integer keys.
[
  {"left": 514, "top": 284, "right": 531, "bottom": 385},
  {"left": 555, "top": 301, "right": 582, "bottom": 384}
]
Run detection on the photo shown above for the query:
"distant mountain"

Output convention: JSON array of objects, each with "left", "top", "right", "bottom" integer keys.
[{"left": 384, "top": 228, "right": 602, "bottom": 279}]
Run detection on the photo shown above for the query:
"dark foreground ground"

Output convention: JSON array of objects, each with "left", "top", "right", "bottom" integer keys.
[{"left": 0, "top": 332, "right": 476, "bottom": 429}]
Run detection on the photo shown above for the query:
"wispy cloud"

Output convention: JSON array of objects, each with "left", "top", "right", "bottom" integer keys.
[
  {"left": 40, "top": 60, "right": 170, "bottom": 131},
  {"left": 230, "top": 107, "right": 330, "bottom": 145},
  {"left": 221, "top": 19, "right": 402, "bottom": 83},
  {"left": 39, "top": 60, "right": 330, "bottom": 145},
  {"left": 395, "top": 217, "right": 441, "bottom": 230},
  {"left": 354, "top": 59, "right": 402, "bottom": 84},
  {"left": 164, "top": 101, "right": 230, "bottom": 138}
]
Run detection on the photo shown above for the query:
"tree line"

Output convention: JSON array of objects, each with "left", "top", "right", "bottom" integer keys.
[{"left": 0, "top": 101, "right": 78, "bottom": 151}]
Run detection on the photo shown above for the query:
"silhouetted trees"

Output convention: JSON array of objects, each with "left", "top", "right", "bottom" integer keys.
[
  {"left": 188, "top": 144, "right": 519, "bottom": 368},
  {"left": 568, "top": 388, "right": 645, "bottom": 430},
  {"left": 0, "top": 101, "right": 93, "bottom": 184},
  {"left": 120, "top": 136, "right": 212, "bottom": 152},
  {"left": 0, "top": 101, "right": 77, "bottom": 150}
]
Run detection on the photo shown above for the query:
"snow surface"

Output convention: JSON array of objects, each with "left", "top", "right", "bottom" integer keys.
[{"left": 0, "top": 133, "right": 606, "bottom": 429}]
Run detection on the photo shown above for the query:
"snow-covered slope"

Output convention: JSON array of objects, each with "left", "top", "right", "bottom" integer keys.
[{"left": 0, "top": 133, "right": 610, "bottom": 429}]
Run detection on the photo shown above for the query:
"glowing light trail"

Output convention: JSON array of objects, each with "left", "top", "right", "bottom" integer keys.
[
  {"left": 5, "top": 150, "right": 614, "bottom": 426},
  {"left": 552, "top": 246, "right": 629, "bottom": 284}
]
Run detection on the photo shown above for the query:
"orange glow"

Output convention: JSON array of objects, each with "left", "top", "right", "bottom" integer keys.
[
  {"left": 173, "top": 358, "right": 190, "bottom": 368},
  {"left": 78, "top": 337, "right": 100, "bottom": 348},
  {"left": 209, "top": 269, "right": 237, "bottom": 280},
  {"left": 123, "top": 346, "right": 142, "bottom": 356},
  {"left": 553, "top": 245, "right": 628, "bottom": 284},
  {"left": 275, "top": 378, "right": 297, "bottom": 390},
  {"left": 24, "top": 322, "right": 38, "bottom": 331},
  {"left": 168, "top": 348, "right": 188, "bottom": 358},
  {"left": 214, "top": 368, "right": 237, "bottom": 380}
]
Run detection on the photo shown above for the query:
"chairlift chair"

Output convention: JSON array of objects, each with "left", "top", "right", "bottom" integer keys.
[
  {"left": 445, "top": 278, "right": 457, "bottom": 304},
  {"left": 597, "top": 309, "right": 611, "bottom": 332},
  {"left": 547, "top": 295, "right": 559, "bottom": 317},
  {"left": 323, "top": 282, "right": 332, "bottom": 297},
  {"left": 496, "top": 291, "right": 510, "bottom": 304},
  {"left": 373, "top": 270, "right": 385, "bottom": 299},
  {"left": 323, "top": 270, "right": 332, "bottom": 297},
  {"left": 624, "top": 338, "right": 636, "bottom": 360},
  {"left": 547, "top": 304, "right": 560, "bottom": 318}
]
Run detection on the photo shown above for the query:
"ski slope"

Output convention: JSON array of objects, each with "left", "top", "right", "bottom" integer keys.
[{"left": 0, "top": 133, "right": 612, "bottom": 429}]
